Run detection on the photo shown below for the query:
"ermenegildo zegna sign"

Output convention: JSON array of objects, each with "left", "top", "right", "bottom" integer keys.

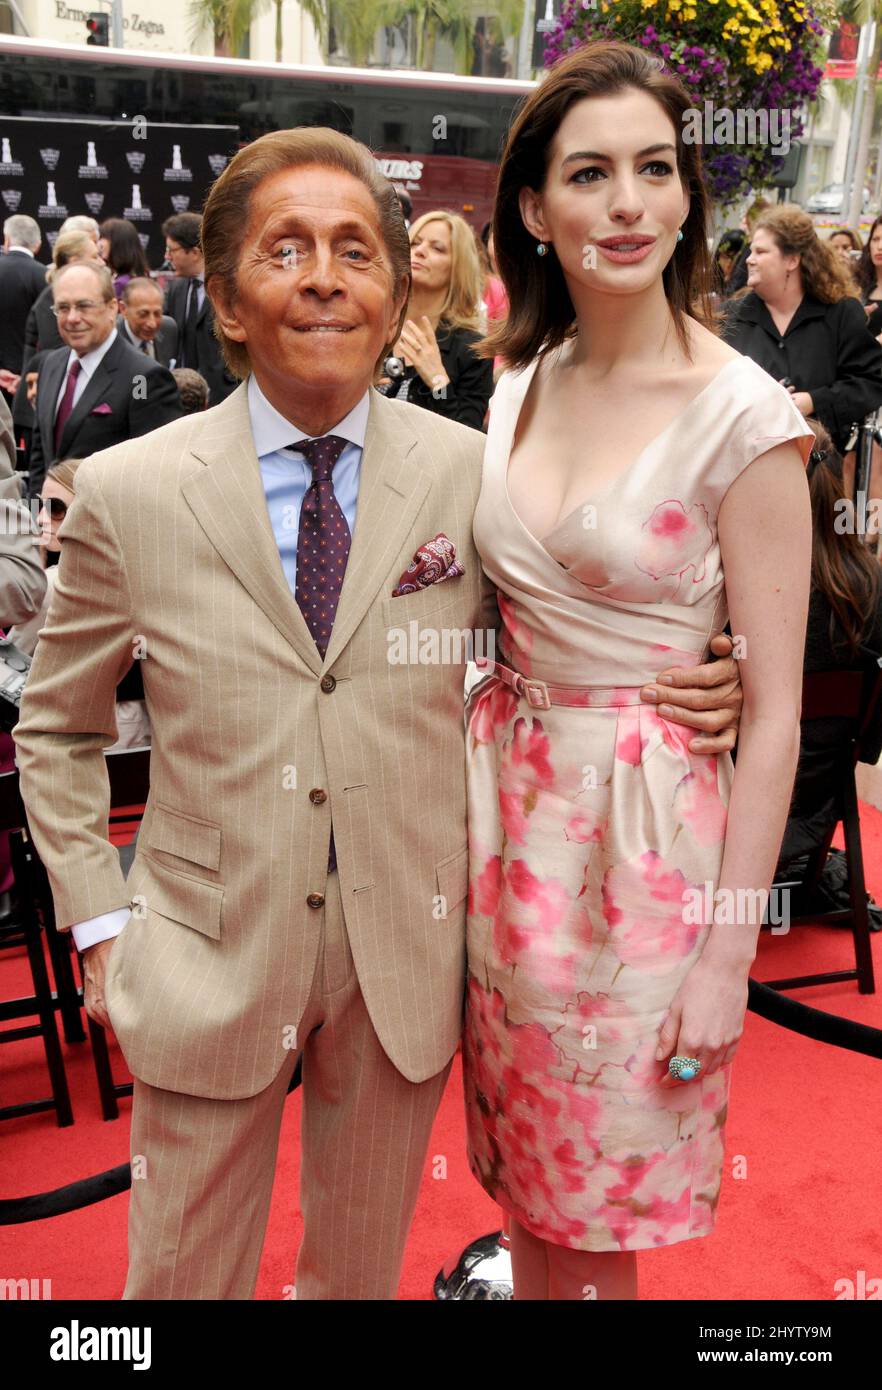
[{"left": 0, "top": 116, "right": 240, "bottom": 267}]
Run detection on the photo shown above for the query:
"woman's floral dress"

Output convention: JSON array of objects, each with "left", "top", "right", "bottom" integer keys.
[{"left": 463, "top": 346, "right": 813, "bottom": 1250}]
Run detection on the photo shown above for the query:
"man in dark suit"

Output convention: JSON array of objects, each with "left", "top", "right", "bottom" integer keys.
[
  {"left": 162, "top": 212, "right": 236, "bottom": 405},
  {"left": 28, "top": 260, "right": 183, "bottom": 498},
  {"left": 0, "top": 215, "right": 47, "bottom": 408},
  {"left": 118, "top": 277, "right": 179, "bottom": 366}
]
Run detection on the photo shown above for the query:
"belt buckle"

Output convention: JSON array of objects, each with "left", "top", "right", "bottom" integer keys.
[{"left": 520, "top": 676, "right": 552, "bottom": 710}]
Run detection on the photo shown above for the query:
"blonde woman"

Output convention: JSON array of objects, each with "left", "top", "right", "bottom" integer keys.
[{"left": 377, "top": 209, "right": 495, "bottom": 430}]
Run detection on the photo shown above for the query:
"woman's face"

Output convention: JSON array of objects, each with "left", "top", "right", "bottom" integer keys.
[
  {"left": 97, "top": 236, "right": 110, "bottom": 264},
  {"left": 869, "top": 225, "right": 882, "bottom": 266},
  {"left": 745, "top": 226, "right": 797, "bottom": 299},
  {"left": 518, "top": 88, "right": 689, "bottom": 305},
  {"left": 37, "top": 476, "right": 74, "bottom": 552},
  {"left": 717, "top": 249, "right": 735, "bottom": 278},
  {"left": 410, "top": 219, "right": 452, "bottom": 295},
  {"left": 829, "top": 233, "right": 855, "bottom": 263}
]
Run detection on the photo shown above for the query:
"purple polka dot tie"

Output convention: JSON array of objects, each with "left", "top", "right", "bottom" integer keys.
[
  {"left": 293, "top": 434, "right": 351, "bottom": 660},
  {"left": 293, "top": 434, "right": 350, "bottom": 875}
]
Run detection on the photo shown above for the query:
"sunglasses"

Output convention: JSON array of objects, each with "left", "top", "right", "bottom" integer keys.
[{"left": 36, "top": 495, "right": 69, "bottom": 518}]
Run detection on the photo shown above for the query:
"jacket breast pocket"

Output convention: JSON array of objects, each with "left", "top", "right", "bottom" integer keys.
[
  {"left": 138, "top": 857, "right": 224, "bottom": 940},
  {"left": 435, "top": 844, "right": 469, "bottom": 918}
]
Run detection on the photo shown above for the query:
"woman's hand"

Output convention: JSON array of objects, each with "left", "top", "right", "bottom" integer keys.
[
  {"left": 783, "top": 383, "right": 814, "bottom": 415},
  {"left": 655, "top": 955, "right": 749, "bottom": 1086},
  {"left": 395, "top": 316, "right": 449, "bottom": 392}
]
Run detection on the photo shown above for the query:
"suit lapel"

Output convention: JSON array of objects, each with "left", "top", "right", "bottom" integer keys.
[
  {"left": 38, "top": 350, "right": 67, "bottom": 456},
  {"left": 181, "top": 384, "right": 430, "bottom": 674},
  {"left": 182, "top": 385, "right": 324, "bottom": 674},
  {"left": 59, "top": 337, "right": 119, "bottom": 455},
  {"left": 322, "top": 388, "right": 428, "bottom": 668}
]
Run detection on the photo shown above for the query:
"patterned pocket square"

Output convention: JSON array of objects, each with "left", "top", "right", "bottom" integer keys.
[
  {"left": 90, "top": 402, "right": 113, "bottom": 416},
  {"left": 392, "top": 532, "right": 465, "bottom": 596}
]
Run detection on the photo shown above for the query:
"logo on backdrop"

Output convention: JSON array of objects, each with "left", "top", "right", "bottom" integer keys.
[
  {"left": 124, "top": 184, "right": 151, "bottom": 220},
  {"left": 170, "top": 194, "right": 190, "bottom": 213},
  {"left": 1, "top": 189, "right": 22, "bottom": 211},
  {"left": 39, "top": 181, "right": 67, "bottom": 219},
  {"left": 207, "top": 154, "right": 229, "bottom": 176},
  {"left": 78, "top": 141, "right": 108, "bottom": 180},
  {"left": 0, "top": 138, "right": 23, "bottom": 176},
  {"left": 84, "top": 191, "right": 105, "bottom": 215},
  {"left": 126, "top": 151, "right": 146, "bottom": 174},
  {"left": 164, "top": 144, "right": 191, "bottom": 182},
  {"left": 40, "top": 148, "right": 60, "bottom": 171}
]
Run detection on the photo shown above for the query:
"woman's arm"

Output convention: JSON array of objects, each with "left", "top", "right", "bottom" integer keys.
[{"left": 656, "top": 439, "right": 811, "bottom": 1083}]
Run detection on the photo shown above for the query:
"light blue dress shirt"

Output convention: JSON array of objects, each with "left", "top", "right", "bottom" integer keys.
[{"left": 70, "top": 373, "right": 371, "bottom": 953}]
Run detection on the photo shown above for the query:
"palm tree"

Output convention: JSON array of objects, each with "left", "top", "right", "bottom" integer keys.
[{"left": 189, "top": 0, "right": 329, "bottom": 63}]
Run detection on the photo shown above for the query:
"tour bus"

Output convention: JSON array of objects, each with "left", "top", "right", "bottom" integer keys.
[{"left": 0, "top": 35, "right": 536, "bottom": 230}]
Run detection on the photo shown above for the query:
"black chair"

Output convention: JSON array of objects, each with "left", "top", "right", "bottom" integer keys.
[
  {"left": 0, "top": 769, "right": 73, "bottom": 1125},
  {"left": 765, "top": 662, "right": 882, "bottom": 994},
  {"left": 0, "top": 748, "right": 151, "bottom": 1123}
]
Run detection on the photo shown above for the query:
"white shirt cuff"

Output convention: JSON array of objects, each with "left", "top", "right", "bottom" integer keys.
[{"left": 71, "top": 907, "right": 132, "bottom": 953}]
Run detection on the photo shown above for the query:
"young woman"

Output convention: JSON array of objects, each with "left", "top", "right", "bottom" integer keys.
[{"left": 462, "top": 40, "right": 814, "bottom": 1300}]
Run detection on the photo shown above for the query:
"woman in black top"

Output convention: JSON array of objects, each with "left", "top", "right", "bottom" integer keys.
[
  {"left": 721, "top": 205, "right": 882, "bottom": 462},
  {"left": 856, "top": 215, "right": 882, "bottom": 342},
  {"left": 377, "top": 210, "right": 495, "bottom": 431},
  {"left": 777, "top": 418, "right": 882, "bottom": 867}
]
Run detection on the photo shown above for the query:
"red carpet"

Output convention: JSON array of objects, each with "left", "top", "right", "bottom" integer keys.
[{"left": 2, "top": 813, "right": 881, "bottom": 1300}]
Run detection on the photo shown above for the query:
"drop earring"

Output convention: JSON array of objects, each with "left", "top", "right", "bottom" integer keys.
[
  {"left": 536, "top": 241, "right": 548, "bottom": 256},
  {"left": 676, "top": 229, "right": 684, "bottom": 243}
]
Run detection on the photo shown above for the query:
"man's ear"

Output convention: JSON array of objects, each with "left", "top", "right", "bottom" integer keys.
[{"left": 206, "top": 274, "right": 246, "bottom": 344}]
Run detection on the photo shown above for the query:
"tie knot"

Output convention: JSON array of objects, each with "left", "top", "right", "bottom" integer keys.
[
  {"left": 69, "top": 358, "right": 82, "bottom": 379},
  {"left": 292, "top": 434, "right": 348, "bottom": 481}
]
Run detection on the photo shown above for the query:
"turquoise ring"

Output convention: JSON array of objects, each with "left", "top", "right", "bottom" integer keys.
[{"left": 668, "top": 1054, "right": 702, "bottom": 1082}]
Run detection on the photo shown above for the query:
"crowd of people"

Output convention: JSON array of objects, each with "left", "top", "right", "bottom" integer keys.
[{"left": 1, "top": 35, "right": 881, "bottom": 1303}]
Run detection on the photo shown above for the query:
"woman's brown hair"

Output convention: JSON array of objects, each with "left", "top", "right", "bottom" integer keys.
[
  {"left": 806, "top": 418, "right": 881, "bottom": 655},
  {"left": 475, "top": 38, "right": 716, "bottom": 369},
  {"left": 754, "top": 206, "right": 860, "bottom": 305},
  {"left": 201, "top": 127, "right": 412, "bottom": 380}
]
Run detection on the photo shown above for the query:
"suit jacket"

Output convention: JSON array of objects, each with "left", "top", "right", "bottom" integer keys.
[
  {"left": 22, "top": 285, "right": 63, "bottom": 372},
  {"left": 0, "top": 250, "right": 47, "bottom": 374},
  {"left": 118, "top": 314, "right": 179, "bottom": 369},
  {"left": 164, "top": 276, "right": 237, "bottom": 404},
  {"left": 13, "top": 382, "right": 499, "bottom": 1099},
  {"left": 28, "top": 332, "right": 184, "bottom": 497}
]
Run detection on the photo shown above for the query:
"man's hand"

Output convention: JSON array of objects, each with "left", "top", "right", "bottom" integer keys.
[
  {"left": 80, "top": 937, "right": 116, "bottom": 1029},
  {"left": 0, "top": 368, "right": 20, "bottom": 394},
  {"left": 640, "top": 631, "right": 742, "bottom": 754}
]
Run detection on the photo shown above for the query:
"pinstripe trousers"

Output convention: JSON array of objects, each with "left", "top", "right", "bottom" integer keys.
[{"left": 121, "top": 869, "right": 454, "bottom": 1300}]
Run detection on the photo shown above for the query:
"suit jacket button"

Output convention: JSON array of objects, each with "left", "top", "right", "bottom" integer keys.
[
  {"left": 320, "top": 675, "right": 336, "bottom": 692},
  {"left": 309, "top": 788, "right": 327, "bottom": 804},
  {"left": 306, "top": 893, "right": 325, "bottom": 909}
]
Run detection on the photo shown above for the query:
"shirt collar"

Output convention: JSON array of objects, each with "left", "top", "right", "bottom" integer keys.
[
  {"left": 69, "top": 325, "right": 117, "bottom": 377},
  {"left": 247, "top": 373, "right": 369, "bottom": 458},
  {"left": 7, "top": 245, "right": 34, "bottom": 257}
]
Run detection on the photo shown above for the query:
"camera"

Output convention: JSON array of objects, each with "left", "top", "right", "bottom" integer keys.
[
  {"left": 383, "top": 355, "right": 406, "bottom": 380},
  {"left": 0, "top": 634, "right": 32, "bottom": 733}
]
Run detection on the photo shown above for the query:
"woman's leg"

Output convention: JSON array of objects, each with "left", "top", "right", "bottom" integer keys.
[
  {"left": 509, "top": 1216, "right": 550, "bottom": 1300},
  {"left": 544, "top": 1244, "right": 638, "bottom": 1302}
]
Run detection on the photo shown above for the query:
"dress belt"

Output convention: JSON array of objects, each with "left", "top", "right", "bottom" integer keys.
[{"left": 473, "top": 658, "right": 645, "bottom": 710}]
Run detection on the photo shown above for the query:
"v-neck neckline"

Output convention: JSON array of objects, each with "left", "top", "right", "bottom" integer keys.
[{"left": 500, "top": 350, "right": 747, "bottom": 556}]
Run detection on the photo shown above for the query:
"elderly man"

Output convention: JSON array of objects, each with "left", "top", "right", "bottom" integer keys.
[
  {"left": 0, "top": 214, "right": 46, "bottom": 404},
  {"left": 118, "top": 277, "right": 179, "bottom": 366},
  {"left": 13, "top": 129, "right": 741, "bottom": 1300},
  {"left": 26, "top": 261, "right": 182, "bottom": 498}
]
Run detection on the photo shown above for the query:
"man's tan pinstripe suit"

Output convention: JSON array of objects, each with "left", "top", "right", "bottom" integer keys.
[{"left": 13, "top": 380, "right": 496, "bottom": 1297}]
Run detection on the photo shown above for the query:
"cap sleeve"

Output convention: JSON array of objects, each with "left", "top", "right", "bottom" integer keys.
[{"left": 731, "top": 362, "right": 816, "bottom": 489}]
